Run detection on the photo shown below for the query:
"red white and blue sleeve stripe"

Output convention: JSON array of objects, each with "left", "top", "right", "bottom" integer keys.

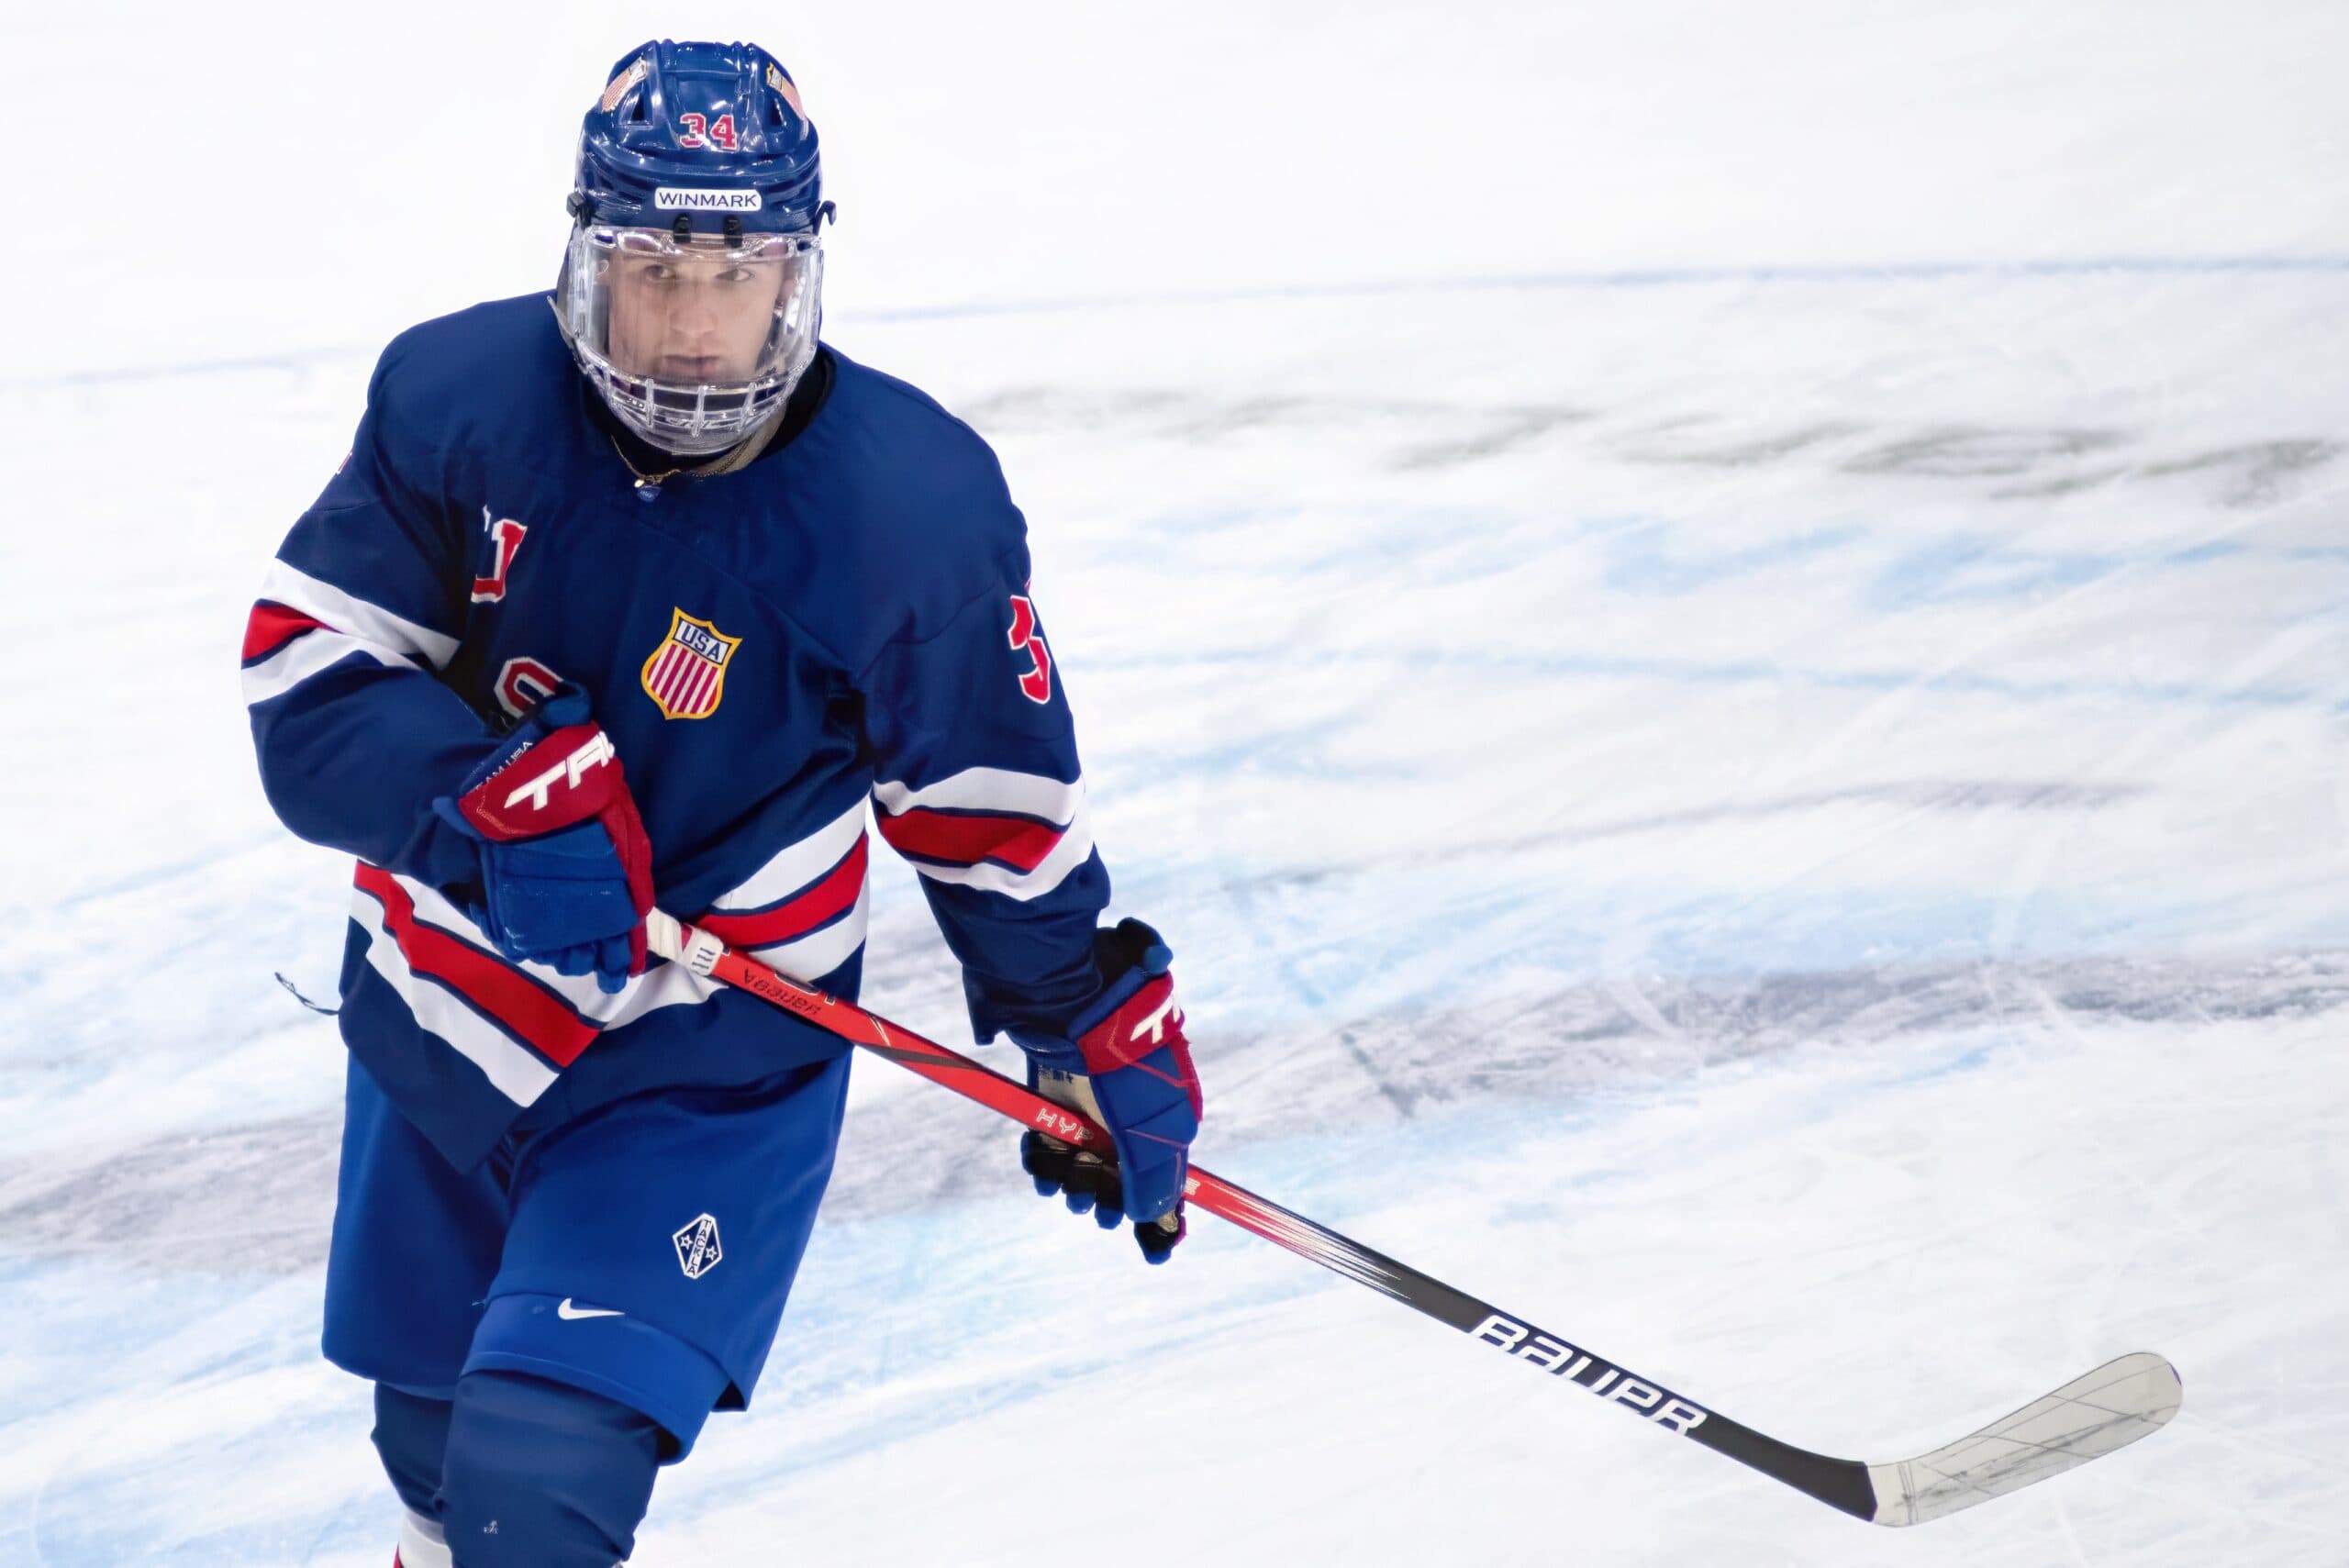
[
  {"left": 872, "top": 766, "right": 1095, "bottom": 902},
  {"left": 696, "top": 795, "right": 874, "bottom": 983},
  {"left": 342, "top": 861, "right": 728, "bottom": 1159},
  {"left": 859, "top": 573, "right": 1112, "bottom": 1040},
  {"left": 241, "top": 557, "right": 461, "bottom": 702},
  {"left": 243, "top": 396, "right": 500, "bottom": 890}
]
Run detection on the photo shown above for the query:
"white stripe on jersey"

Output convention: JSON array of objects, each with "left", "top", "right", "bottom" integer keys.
[
  {"left": 711, "top": 796, "right": 870, "bottom": 914},
  {"left": 394, "top": 873, "right": 719, "bottom": 1029},
  {"left": 894, "top": 794, "right": 1097, "bottom": 901},
  {"left": 261, "top": 557, "right": 462, "bottom": 670},
  {"left": 240, "top": 627, "right": 395, "bottom": 707},
  {"left": 350, "top": 886, "right": 559, "bottom": 1108},
  {"left": 741, "top": 883, "right": 872, "bottom": 981},
  {"left": 871, "top": 765, "right": 1084, "bottom": 827}
]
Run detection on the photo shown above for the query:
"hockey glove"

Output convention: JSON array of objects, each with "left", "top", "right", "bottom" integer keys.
[
  {"left": 1016, "top": 918, "right": 1203, "bottom": 1263},
  {"left": 430, "top": 686, "right": 656, "bottom": 994}
]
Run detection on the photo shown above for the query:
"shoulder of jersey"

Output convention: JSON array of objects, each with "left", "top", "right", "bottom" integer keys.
[
  {"left": 369, "top": 294, "right": 575, "bottom": 462},
  {"left": 789, "top": 351, "right": 1029, "bottom": 615},
  {"left": 814, "top": 349, "right": 1025, "bottom": 559}
]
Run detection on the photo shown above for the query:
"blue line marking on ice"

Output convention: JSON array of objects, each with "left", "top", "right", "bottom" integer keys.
[
  {"left": 1876, "top": 1042, "right": 1997, "bottom": 1088},
  {"left": 2165, "top": 541, "right": 2247, "bottom": 565},
  {"left": 1597, "top": 517, "right": 1865, "bottom": 595},
  {"left": 1866, "top": 536, "right": 2127, "bottom": 607},
  {"left": 1859, "top": 534, "right": 2319, "bottom": 611}
]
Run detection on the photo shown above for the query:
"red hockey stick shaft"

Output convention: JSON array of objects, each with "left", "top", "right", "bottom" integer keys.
[{"left": 641, "top": 911, "right": 2178, "bottom": 1526}]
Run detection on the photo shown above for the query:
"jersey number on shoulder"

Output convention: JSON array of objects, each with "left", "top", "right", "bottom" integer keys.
[
  {"left": 677, "top": 113, "right": 740, "bottom": 152},
  {"left": 1007, "top": 595, "right": 1053, "bottom": 705},
  {"left": 471, "top": 509, "right": 528, "bottom": 604}
]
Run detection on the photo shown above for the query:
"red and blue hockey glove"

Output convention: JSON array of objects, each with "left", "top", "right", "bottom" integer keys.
[
  {"left": 1017, "top": 918, "right": 1203, "bottom": 1263},
  {"left": 430, "top": 687, "right": 656, "bottom": 994}
]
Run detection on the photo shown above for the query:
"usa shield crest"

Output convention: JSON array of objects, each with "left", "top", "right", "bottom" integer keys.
[{"left": 640, "top": 609, "right": 740, "bottom": 720}]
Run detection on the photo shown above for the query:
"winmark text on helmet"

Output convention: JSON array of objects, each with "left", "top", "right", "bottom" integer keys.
[{"left": 654, "top": 188, "right": 763, "bottom": 211}]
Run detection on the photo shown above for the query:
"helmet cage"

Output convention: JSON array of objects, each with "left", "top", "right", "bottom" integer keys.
[{"left": 557, "top": 222, "right": 824, "bottom": 457}]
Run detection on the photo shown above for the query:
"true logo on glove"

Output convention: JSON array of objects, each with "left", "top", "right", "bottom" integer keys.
[
  {"left": 1131, "top": 989, "right": 1183, "bottom": 1046},
  {"left": 504, "top": 732, "right": 618, "bottom": 811}
]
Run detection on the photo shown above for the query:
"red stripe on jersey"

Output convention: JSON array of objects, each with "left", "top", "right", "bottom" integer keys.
[
  {"left": 242, "top": 601, "right": 328, "bottom": 663},
  {"left": 699, "top": 834, "right": 869, "bottom": 949},
  {"left": 875, "top": 807, "right": 1065, "bottom": 873},
  {"left": 353, "top": 864, "right": 598, "bottom": 1068}
]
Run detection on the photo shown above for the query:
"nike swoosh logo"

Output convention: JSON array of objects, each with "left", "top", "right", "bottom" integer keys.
[{"left": 557, "top": 1298, "right": 624, "bottom": 1320}]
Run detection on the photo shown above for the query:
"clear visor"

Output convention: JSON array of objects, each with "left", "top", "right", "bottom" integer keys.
[{"left": 558, "top": 225, "right": 824, "bottom": 455}]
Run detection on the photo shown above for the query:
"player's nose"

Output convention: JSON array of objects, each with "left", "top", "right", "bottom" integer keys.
[{"left": 673, "top": 289, "right": 729, "bottom": 343}]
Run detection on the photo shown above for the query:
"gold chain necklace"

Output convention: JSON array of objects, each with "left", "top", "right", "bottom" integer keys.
[
  {"left": 609, "top": 406, "right": 788, "bottom": 501},
  {"left": 609, "top": 435, "right": 691, "bottom": 499}
]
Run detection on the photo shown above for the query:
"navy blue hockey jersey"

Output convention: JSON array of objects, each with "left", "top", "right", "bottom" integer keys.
[{"left": 244, "top": 295, "right": 1110, "bottom": 1170}]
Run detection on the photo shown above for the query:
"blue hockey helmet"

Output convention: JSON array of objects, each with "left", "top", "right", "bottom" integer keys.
[
  {"left": 571, "top": 39, "right": 828, "bottom": 237},
  {"left": 558, "top": 41, "right": 833, "bottom": 456}
]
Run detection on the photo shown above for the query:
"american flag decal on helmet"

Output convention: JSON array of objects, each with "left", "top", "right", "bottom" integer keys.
[
  {"left": 765, "top": 63, "right": 807, "bottom": 121},
  {"left": 600, "top": 59, "right": 648, "bottom": 113},
  {"left": 640, "top": 608, "right": 741, "bottom": 720}
]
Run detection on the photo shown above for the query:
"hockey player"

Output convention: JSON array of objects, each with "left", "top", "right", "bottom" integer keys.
[{"left": 241, "top": 40, "right": 1204, "bottom": 1568}]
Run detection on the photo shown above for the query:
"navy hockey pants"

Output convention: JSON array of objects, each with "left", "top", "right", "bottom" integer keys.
[{"left": 328, "top": 1052, "right": 853, "bottom": 1562}]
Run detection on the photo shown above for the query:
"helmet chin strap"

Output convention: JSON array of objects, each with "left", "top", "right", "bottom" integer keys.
[{"left": 685, "top": 397, "right": 791, "bottom": 476}]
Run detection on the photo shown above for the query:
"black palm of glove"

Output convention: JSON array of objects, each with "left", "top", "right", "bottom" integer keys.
[
  {"left": 1020, "top": 1106, "right": 1185, "bottom": 1263},
  {"left": 1014, "top": 918, "right": 1202, "bottom": 1264}
]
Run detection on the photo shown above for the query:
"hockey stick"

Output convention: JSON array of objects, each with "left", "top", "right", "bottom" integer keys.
[{"left": 645, "top": 910, "right": 2180, "bottom": 1526}]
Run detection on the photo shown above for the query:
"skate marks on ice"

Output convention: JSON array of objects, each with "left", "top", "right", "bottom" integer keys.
[
  {"left": 964, "top": 384, "right": 2342, "bottom": 510},
  {"left": 0, "top": 1113, "right": 338, "bottom": 1277},
  {"left": 16, "top": 942, "right": 2345, "bottom": 1275},
  {"left": 1164, "top": 945, "right": 2349, "bottom": 1140}
]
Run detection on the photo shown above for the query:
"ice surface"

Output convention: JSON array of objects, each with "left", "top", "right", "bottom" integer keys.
[{"left": 3, "top": 2, "right": 2346, "bottom": 1562}]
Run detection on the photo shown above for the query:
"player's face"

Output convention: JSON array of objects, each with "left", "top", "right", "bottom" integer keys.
[{"left": 605, "top": 243, "right": 790, "bottom": 384}]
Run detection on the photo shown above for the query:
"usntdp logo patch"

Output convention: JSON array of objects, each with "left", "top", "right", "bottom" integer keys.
[{"left": 673, "top": 1213, "right": 723, "bottom": 1280}]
